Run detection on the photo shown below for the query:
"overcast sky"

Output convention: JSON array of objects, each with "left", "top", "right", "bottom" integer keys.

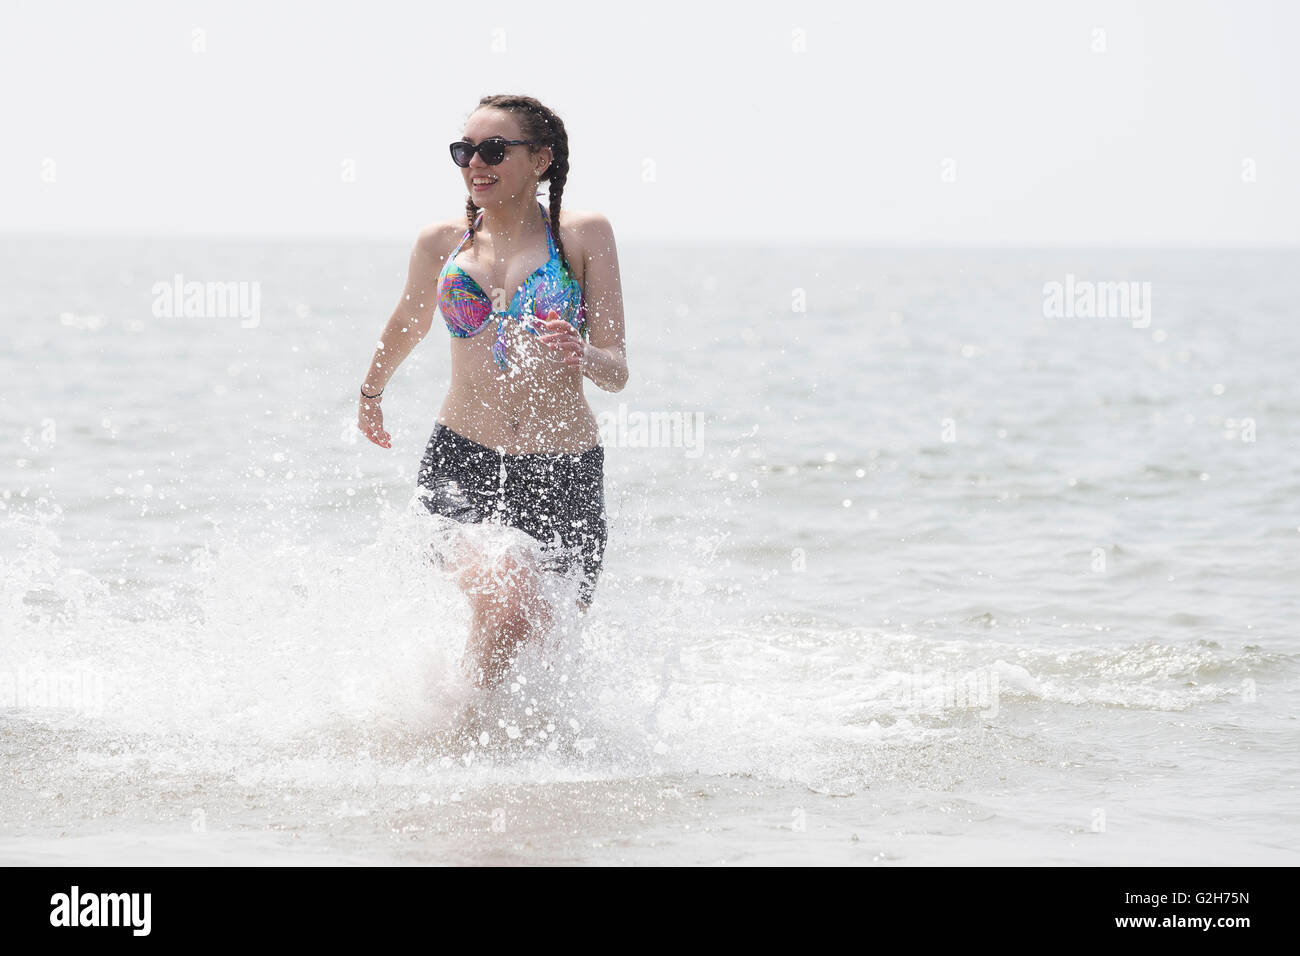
[{"left": 2, "top": 0, "right": 1295, "bottom": 244}]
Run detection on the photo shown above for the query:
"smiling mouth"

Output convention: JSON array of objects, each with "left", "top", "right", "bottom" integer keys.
[{"left": 472, "top": 176, "right": 498, "bottom": 188}]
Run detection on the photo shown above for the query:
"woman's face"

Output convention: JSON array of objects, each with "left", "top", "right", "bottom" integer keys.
[{"left": 458, "top": 108, "right": 551, "bottom": 204}]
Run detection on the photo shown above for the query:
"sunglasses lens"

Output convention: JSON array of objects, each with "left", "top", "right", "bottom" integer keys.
[
  {"left": 450, "top": 142, "right": 473, "bottom": 167},
  {"left": 479, "top": 140, "right": 507, "bottom": 165}
]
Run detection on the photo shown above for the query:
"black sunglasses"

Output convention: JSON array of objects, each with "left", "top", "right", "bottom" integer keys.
[{"left": 449, "top": 137, "right": 536, "bottom": 167}]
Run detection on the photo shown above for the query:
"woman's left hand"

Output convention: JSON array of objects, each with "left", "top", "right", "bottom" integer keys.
[{"left": 536, "top": 310, "right": 587, "bottom": 367}]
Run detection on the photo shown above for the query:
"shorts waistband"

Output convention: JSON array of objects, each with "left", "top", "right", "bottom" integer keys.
[{"left": 432, "top": 422, "right": 603, "bottom": 462}]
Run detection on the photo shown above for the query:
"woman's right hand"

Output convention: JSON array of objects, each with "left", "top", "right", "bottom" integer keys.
[{"left": 358, "top": 395, "right": 391, "bottom": 448}]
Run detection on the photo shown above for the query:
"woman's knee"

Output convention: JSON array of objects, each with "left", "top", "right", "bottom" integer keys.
[{"left": 459, "top": 551, "right": 540, "bottom": 613}]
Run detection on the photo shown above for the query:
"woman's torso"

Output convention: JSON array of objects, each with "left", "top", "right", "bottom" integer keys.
[{"left": 433, "top": 200, "right": 599, "bottom": 454}]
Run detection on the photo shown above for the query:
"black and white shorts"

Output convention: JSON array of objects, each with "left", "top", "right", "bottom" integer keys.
[{"left": 416, "top": 422, "right": 607, "bottom": 607}]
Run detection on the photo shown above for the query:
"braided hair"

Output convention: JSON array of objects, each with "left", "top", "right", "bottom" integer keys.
[{"left": 462, "top": 94, "right": 574, "bottom": 276}]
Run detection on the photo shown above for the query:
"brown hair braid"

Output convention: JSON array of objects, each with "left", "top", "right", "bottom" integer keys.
[{"left": 461, "top": 94, "right": 575, "bottom": 276}]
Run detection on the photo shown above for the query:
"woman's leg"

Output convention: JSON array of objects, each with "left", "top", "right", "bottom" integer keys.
[
  {"left": 416, "top": 423, "right": 541, "bottom": 687},
  {"left": 418, "top": 425, "right": 605, "bottom": 687},
  {"left": 446, "top": 544, "right": 556, "bottom": 689},
  {"left": 499, "top": 444, "right": 608, "bottom": 621}
]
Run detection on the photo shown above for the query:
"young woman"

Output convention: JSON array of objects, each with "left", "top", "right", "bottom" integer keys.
[{"left": 356, "top": 94, "right": 628, "bottom": 690}]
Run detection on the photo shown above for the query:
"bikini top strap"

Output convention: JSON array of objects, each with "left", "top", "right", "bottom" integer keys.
[
  {"left": 444, "top": 208, "right": 483, "bottom": 267},
  {"left": 463, "top": 207, "right": 484, "bottom": 247},
  {"left": 537, "top": 199, "right": 557, "bottom": 259}
]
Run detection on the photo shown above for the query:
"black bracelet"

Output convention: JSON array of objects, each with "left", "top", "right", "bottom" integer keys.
[{"left": 360, "top": 386, "right": 383, "bottom": 399}]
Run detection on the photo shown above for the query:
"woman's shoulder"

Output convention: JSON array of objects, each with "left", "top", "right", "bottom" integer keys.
[
  {"left": 556, "top": 207, "right": 616, "bottom": 260},
  {"left": 558, "top": 207, "right": 613, "bottom": 231},
  {"left": 412, "top": 217, "right": 474, "bottom": 268}
]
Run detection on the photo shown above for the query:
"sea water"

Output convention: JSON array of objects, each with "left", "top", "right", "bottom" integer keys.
[{"left": 1, "top": 237, "right": 1296, "bottom": 864}]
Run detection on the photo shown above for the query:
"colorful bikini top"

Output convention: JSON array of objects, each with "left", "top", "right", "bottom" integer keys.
[{"left": 437, "top": 200, "right": 587, "bottom": 371}]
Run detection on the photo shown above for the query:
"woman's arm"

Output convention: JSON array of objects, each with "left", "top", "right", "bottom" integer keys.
[
  {"left": 361, "top": 223, "right": 458, "bottom": 394},
  {"left": 357, "top": 223, "right": 459, "bottom": 447},
  {"left": 574, "top": 212, "right": 629, "bottom": 393}
]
